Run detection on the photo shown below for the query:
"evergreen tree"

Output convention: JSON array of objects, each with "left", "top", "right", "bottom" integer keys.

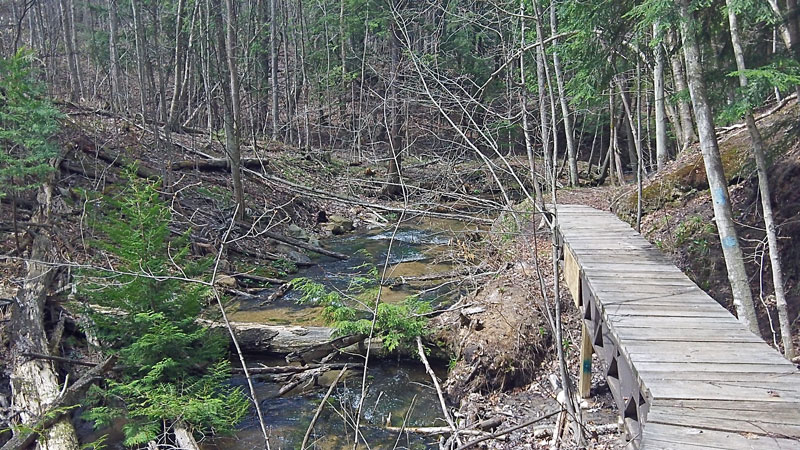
[
  {"left": 79, "top": 172, "right": 248, "bottom": 446},
  {"left": 0, "top": 50, "right": 62, "bottom": 200}
]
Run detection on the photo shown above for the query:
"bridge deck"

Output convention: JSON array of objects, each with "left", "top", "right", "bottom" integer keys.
[{"left": 555, "top": 204, "right": 800, "bottom": 449}]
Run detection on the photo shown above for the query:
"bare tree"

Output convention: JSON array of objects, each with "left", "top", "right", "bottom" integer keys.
[
  {"left": 653, "top": 21, "right": 668, "bottom": 170},
  {"left": 725, "top": 0, "right": 793, "bottom": 358}
]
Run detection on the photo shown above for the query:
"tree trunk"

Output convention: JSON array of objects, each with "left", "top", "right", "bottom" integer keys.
[
  {"left": 667, "top": 29, "right": 696, "bottom": 150},
  {"left": 677, "top": 0, "right": 759, "bottom": 336},
  {"left": 213, "top": 0, "right": 245, "bottom": 220},
  {"left": 59, "top": 0, "right": 81, "bottom": 101},
  {"left": 9, "top": 232, "right": 80, "bottom": 450},
  {"left": 107, "top": 0, "right": 121, "bottom": 109},
  {"left": 167, "top": 0, "right": 188, "bottom": 130},
  {"left": 519, "top": 0, "right": 544, "bottom": 208},
  {"left": 130, "top": 0, "right": 148, "bottom": 121},
  {"left": 549, "top": 1, "right": 578, "bottom": 186},
  {"left": 533, "top": 3, "right": 552, "bottom": 183},
  {"left": 270, "top": 0, "right": 279, "bottom": 139},
  {"left": 726, "top": 1, "right": 794, "bottom": 358},
  {"left": 653, "top": 22, "right": 668, "bottom": 171},
  {"left": 382, "top": 21, "right": 403, "bottom": 198}
]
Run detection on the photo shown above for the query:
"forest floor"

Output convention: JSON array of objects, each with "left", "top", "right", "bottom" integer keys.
[{"left": 2, "top": 98, "right": 800, "bottom": 449}]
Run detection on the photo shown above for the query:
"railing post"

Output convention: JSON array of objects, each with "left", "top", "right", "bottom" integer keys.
[{"left": 578, "top": 322, "right": 593, "bottom": 398}]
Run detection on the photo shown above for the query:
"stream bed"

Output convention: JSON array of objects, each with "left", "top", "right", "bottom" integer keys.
[{"left": 207, "top": 218, "right": 477, "bottom": 449}]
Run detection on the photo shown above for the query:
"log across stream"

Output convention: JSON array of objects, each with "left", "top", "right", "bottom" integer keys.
[{"left": 203, "top": 218, "right": 478, "bottom": 449}]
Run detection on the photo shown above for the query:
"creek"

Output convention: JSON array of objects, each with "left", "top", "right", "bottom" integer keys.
[{"left": 206, "top": 218, "right": 477, "bottom": 449}]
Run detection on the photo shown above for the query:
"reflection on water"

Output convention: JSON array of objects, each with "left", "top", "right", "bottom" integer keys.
[{"left": 203, "top": 357, "right": 446, "bottom": 450}]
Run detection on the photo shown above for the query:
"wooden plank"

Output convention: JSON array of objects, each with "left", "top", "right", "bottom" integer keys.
[
  {"left": 642, "top": 422, "right": 799, "bottom": 449},
  {"left": 647, "top": 410, "right": 800, "bottom": 438},
  {"left": 589, "top": 278, "right": 699, "bottom": 287},
  {"left": 614, "top": 328, "right": 764, "bottom": 343},
  {"left": 586, "top": 271, "right": 691, "bottom": 279},
  {"left": 643, "top": 379, "right": 800, "bottom": 402},
  {"left": 637, "top": 370, "right": 800, "bottom": 383},
  {"left": 564, "top": 244, "right": 581, "bottom": 307},
  {"left": 625, "top": 349, "right": 789, "bottom": 366},
  {"left": 647, "top": 406, "right": 800, "bottom": 437},
  {"left": 607, "top": 314, "right": 742, "bottom": 327},
  {"left": 632, "top": 361, "right": 798, "bottom": 374},
  {"left": 607, "top": 316, "right": 743, "bottom": 329},
  {"left": 579, "top": 263, "right": 682, "bottom": 272},
  {"left": 602, "top": 306, "right": 733, "bottom": 319},
  {"left": 557, "top": 205, "right": 800, "bottom": 449},
  {"left": 599, "top": 295, "right": 721, "bottom": 305},
  {"left": 652, "top": 398, "right": 800, "bottom": 413}
]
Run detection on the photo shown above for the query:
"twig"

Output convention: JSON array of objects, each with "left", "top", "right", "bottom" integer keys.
[
  {"left": 455, "top": 410, "right": 561, "bottom": 450},
  {"left": 20, "top": 352, "right": 98, "bottom": 368},
  {"left": 209, "top": 204, "right": 271, "bottom": 450},
  {"left": 416, "top": 336, "right": 461, "bottom": 447},
  {"left": 301, "top": 365, "right": 349, "bottom": 449}
]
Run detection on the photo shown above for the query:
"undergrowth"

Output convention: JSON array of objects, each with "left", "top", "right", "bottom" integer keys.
[{"left": 290, "top": 255, "right": 431, "bottom": 352}]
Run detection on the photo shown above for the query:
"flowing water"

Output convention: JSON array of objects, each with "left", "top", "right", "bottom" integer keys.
[{"left": 208, "top": 218, "right": 478, "bottom": 449}]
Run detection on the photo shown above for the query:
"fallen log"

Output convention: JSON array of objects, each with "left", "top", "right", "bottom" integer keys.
[
  {"left": 233, "top": 273, "right": 287, "bottom": 286},
  {"left": 1, "top": 355, "right": 117, "bottom": 450},
  {"left": 70, "top": 135, "right": 160, "bottom": 180},
  {"left": 261, "top": 230, "right": 348, "bottom": 260},
  {"left": 383, "top": 267, "right": 490, "bottom": 286},
  {"left": 229, "top": 244, "right": 315, "bottom": 267},
  {"left": 199, "top": 320, "right": 336, "bottom": 353},
  {"left": 286, "top": 334, "right": 368, "bottom": 364},
  {"left": 233, "top": 362, "right": 358, "bottom": 375},
  {"left": 383, "top": 426, "right": 487, "bottom": 437},
  {"left": 169, "top": 158, "right": 267, "bottom": 171},
  {"left": 260, "top": 282, "right": 292, "bottom": 306}
]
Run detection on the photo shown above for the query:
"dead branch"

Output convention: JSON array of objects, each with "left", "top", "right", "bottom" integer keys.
[
  {"left": 286, "top": 334, "right": 367, "bottom": 364},
  {"left": 455, "top": 409, "right": 561, "bottom": 450},
  {"left": 416, "top": 336, "right": 460, "bottom": 446},
  {"left": 301, "top": 366, "right": 349, "bottom": 450},
  {"left": 277, "top": 364, "right": 362, "bottom": 396},
  {"left": 260, "top": 282, "right": 292, "bottom": 306}
]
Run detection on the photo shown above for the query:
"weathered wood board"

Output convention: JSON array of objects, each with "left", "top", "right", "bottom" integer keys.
[{"left": 555, "top": 204, "right": 800, "bottom": 449}]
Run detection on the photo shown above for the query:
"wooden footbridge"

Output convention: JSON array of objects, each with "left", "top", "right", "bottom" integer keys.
[{"left": 556, "top": 205, "right": 800, "bottom": 449}]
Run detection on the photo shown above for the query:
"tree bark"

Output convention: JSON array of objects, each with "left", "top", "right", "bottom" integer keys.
[
  {"left": 519, "top": 0, "right": 544, "bottom": 208},
  {"left": 167, "top": 0, "right": 188, "bottom": 130},
  {"left": 270, "top": 0, "right": 279, "bottom": 139},
  {"left": 9, "top": 232, "right": 80, "bottom": 450},
  {"left": 549, "top": 1, "right": 578, "bottom": 186},
  {"left": 107, "top": 0, "right": 121, "bottom": 109},
  {"left": 667, "top": 29, "right": 696, "bottom": 150},
  {"left": 533, "top": 3, "right": 552, "bottom": 182},
  {"left": 725, "top": 1, "right": 793, "bottom": 358},
  {"left": 677, "top": 0, "right": 759, "bottom": 336},
  {"left": 653, "top": 22, "right": 668, "bottom": 171},
  {"left": 59, "top": 0, "right": 81, "bottom": 101},
  {"left": 212, "top": 0, "right": 245, "bottom": 220}
]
